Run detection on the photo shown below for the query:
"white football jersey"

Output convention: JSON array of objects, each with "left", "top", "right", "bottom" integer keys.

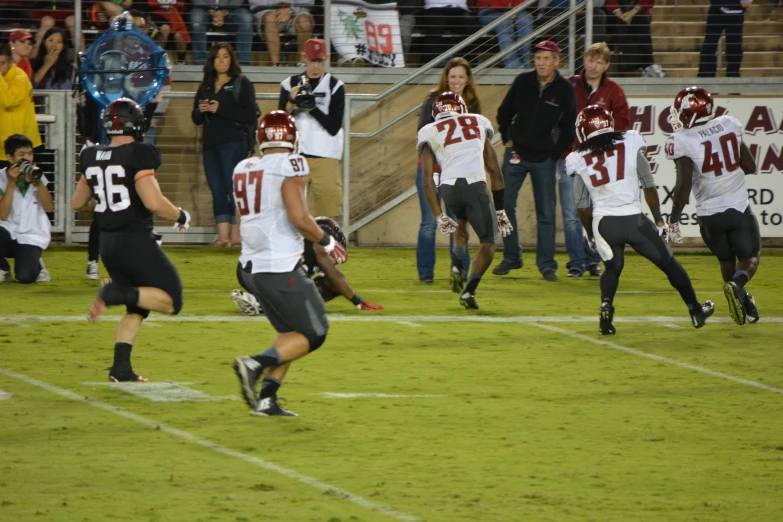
[
  {"left": 664, "top": 115, "right": 748, "bottom": 217},
  {"left": 234, "top": 152, "right": 310, "bottom": 273},
  {"left": 417, "top": 113, "right": 494, "bottom": 185},
  {"left": 565, "top": 131, "right": 647, "bottom": 218}
]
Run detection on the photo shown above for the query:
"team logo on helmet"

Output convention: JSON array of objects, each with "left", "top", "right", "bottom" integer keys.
[
  {"left": 575, "top": 105, "right": 615, "bottom": 143},
  {"left": 432, "top": 92, "right": 468, "bottom": 120},
  {"left": 258, "top": 110, "right": 300, "bottom": 154},
  {"left": 668, "top": 86, "right": 714, "bottom": 133}
]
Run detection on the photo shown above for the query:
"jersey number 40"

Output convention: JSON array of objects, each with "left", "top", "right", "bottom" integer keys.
[
  {"left": 584, "top": 143, "right": 626, "bottom": 187},
  {"left": 85, "top": 166, "right": 131, "bottom": 212}
]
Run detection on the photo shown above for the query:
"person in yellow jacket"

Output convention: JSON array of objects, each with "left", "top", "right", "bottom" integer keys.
[{"left": 0, "top": 44, "right": 42, "bottom": 151}]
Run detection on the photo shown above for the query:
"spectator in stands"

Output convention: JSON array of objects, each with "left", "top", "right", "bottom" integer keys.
[
  {"left": 192, "top": 43, "right": 256, "bottom": 247},
  {"left": 31, "top": 1, "right": 83, "bottom": 58},
  {"left": 144, "top": 1, "right": 190, "bottom": 65},
  {"left": 9, "top": 30, "right": 33, "bottom": 82},
  {"left": 493, "top": 40, "right": 576, "bottom": 281},
  {"left": 605, "top": 0, "right": 663, "bottom": 77},
  {"left": 0, "top": 134, "right": 54, "bottom": 283},
  {"left": 249, "top": 0, "right": 313, "bottom": 67},
  {"left": 190, "top": 0, "right": 254, "bottom": 66},
  {"left": 279, "top": 39, "right": 346, "bottom": 221},
  {"left": 418, "top": 0, "right": 478, "bottom": 64},
  {"left": 397, "top": 0, "right": 419, "bottom": 60},
  {"left": 559, "top": 42, "right": 629, "bottom": 277},
  {"left": 697, "top": 0, "right": 748, "bottom": 77},
  {"left": 538, "top": 0, "right": 607, "bottom": 64},
  {"left": 414, "top": 57, "right": 476, "bottom": 284},
  {"left": 0, "top": 45, "right": 42, "bottom": 154},
  {"left": 477, "top": 0, "right": 533, "bottom": 69},
  {"left": 93, "top": 1, "right": 132, "bottom": 26},
  {"left": 32, "top": 28, "right": 74, "bottom": 90},
  {"left": 0, "top": 2, "right": 31, "bottom": 25}
]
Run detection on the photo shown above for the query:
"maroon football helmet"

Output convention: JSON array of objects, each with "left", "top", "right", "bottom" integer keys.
[
  {"left": 668, "top": 86, "right": 714, "bottom": 132},
  {"left": 575, "top": 105, "right": 615, "bottom": 143},
  {"left": 432, "top": 92, "right": 467, "bottom": 120},
  {"left": 257, "top": 110, "right": 300, "bottom": 153}
]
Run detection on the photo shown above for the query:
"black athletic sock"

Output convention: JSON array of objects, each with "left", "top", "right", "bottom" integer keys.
[
  {"left": 600, "top": 263, "right": 621, "bottom": 306},
  {"left": 252, "top": 346, "right": 282, "bottom": 369},
  {"left": 113, "top": 342, "right": 133, "bottom": 368},
  {"left": 452, "top": 246, "right": 467, "bottom": 273},
  {"left": 732, "top": 270, "right": 749, "bottom": 289},
  {"left": 661, "top": 258, "right": 700, "bottom": 312},
  {"left": 465, "top": 273, "right": 481, "bottom": 295},
  {"left": 88, "top": 220, "right": 100, "bottom": 262},
  {"left": 260, "top": 377, "right": 281, "bottom": 400},
  {"left": 101, "top": 283, "right": 140, "bottom": 307}
]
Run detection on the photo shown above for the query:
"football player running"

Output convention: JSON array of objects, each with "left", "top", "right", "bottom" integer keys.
[
  {"left": 566, "top": 105, "right": 714, "bottom": 335},
  {"left": 230, "top": 216, "right": 383, "bottom": 315},
  {"left": 664, "top": 86, "right": 759, "bottom": 326},
  {"left": 72, "top": 98, "right": 190, "bottom": 382},
  {"left": 417, "top": 92, "right": 512, "bottom": 309},
  {"left": 231, "top": 111, "right": 347, "bottom": 417}
]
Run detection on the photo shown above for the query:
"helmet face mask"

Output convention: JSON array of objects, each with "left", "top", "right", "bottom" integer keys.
[
  {"left": 315, "top": 216, "right": 347, "bottom": 253},
  {"left": 668, "top": 86, "right": 714, "bottom": 133},
  {"left": 432, "top": 92, "right": 467, "bottom": 120},
  {"left": 103, "top": 97, "right": 146, "bottom": 141},
  {"left": 575, "top": 105, "right": 615, "bottom": 143},
  {"left": 257, "top": 110, "right": 300, "bottom": 154}
]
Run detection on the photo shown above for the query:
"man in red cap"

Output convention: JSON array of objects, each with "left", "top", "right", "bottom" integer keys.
[
  {"left": 493, "top": 39, "right": 577, "bottom": 282},
  {"left": 278, "top": 38, "right": 346, "bottom": 222},
  {"left": 8, "top": 30, "right": 33, "bottom": 81}
]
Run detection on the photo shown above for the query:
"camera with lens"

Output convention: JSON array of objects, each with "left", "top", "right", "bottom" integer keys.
[
  {"left": 17, "top": 159, "right": 42, "bottom": 181},
  {"left": 294, "top": 74, "right": 324, "bottom": 111}
]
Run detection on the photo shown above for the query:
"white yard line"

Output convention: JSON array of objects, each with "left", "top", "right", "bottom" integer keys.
[
  {"left": 530, "top": 323, "right": 783, "bottom": 396},
  {"left": 320, "top": 393, "right": 445, "bottom": 399},
  {"left": 0, "top": 367, "right": 418, "bottom": 522},
  {"left": 657, "top": 323, "right": 684, "bottom": 329},
  {"left": 396, "top": 321, "right": 424, "bottom": 328}
]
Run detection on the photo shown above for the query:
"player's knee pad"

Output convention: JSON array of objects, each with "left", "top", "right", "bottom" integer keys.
[
  {"left": 127, "top": 306, "right": 151, "bottom": 319},
  {"left": 307, "top": 333, "right": 328, "bottom": 352}
]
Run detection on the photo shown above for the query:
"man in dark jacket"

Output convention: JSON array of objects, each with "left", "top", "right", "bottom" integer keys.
[
  {"left": 559, "top": 41, "right": 630, "bottom": 278},
  {"left": 493, "top": 40, "right": 576, "bottom": 282},
  {"left": 697, "top": 0, "right": 749, "bottom": 77}
]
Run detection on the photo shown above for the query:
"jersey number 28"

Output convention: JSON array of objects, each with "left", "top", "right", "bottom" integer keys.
[
  {"left": 584, "top": 143, "right": 626, "bottom": 187},
  {"left": 435, "top": 115, "right": 480, "bottom": 147},
  {"left": 84, "top": 166, "right": 131, "bottom": 213}
]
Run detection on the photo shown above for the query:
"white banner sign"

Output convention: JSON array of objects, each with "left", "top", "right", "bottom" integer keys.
[
  {"left": 631, "top": 97, "right": 783, "bottom": 237},
  {"left": 330, "top": 0, "right": 405, "bottom": 68}
]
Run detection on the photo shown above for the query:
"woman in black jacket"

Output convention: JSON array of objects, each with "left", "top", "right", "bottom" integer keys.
[{"left": 192, "top": 43, "right": 255, "bottom": 247}]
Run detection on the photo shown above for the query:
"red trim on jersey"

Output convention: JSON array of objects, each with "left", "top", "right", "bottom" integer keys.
[{"left": 134, "top": 172, "right": 156, "bottom": 182}]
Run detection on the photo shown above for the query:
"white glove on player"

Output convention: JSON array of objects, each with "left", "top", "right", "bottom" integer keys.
[
  {"left": 668, "top": 221, "right": 682, "bottom": 243},
  {"left": 323, "top": 235, "right": 348, "bottom": 264},
  {"left": 437, "top": 213, "right": 457, "bottom": 235},
  {"left": 656, "top": 221, "right": 670, "bottom": 243},
  {"left": 173, "top": 208, "right": 191, "bottom": 232},
  {"left": 496, "top": 210, "right": 513, "bottom": 238},
  {"left": 587, "top": 236, "right": 598, "bottom": 253}
]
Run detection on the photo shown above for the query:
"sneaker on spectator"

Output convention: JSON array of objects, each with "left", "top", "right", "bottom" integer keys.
[
  {"left": 37, "top": 260, "right": 52, "bottom": 282},
  {"left": 0, "top": 269, "right": 11, "bottom": 283},
  {"left": 86, "top": 260, "right": 99, "bottom": 280},
  {"left": 586, "top": 265, "right": 603, "bottom": 277},
  {"left": 642, "top": 64, "right": 665, "bottom": 78},
  {"left": 567, "top": 268, "right": 582, "bottom": 278}
]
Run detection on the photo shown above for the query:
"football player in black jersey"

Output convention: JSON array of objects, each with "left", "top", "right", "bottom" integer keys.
[
  {"left": 71, "top": 97, "right": 191, "bottom": 382},
  {"left": 231, "top": 217, "right": 383, "bottom": 315}
]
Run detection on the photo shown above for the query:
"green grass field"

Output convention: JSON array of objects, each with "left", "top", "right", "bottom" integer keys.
[{"left": 2, "top": 247, "right": 783, "bottom": 522}]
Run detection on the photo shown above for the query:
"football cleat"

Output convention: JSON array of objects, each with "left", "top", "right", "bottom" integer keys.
[
  {"left": 459, "top": 292, "right": 479, "bottom": 310},
  {"left": 231, "top": 289, "right": 262, "bottom": 316},
  {"left": 0, "top": 269, "right": 11, "bottom": 283},
  {"left": 722, "top": 281, "right": 747, "bottom": 326},
  {"left": 599, "top": 302, "right": 616, "bottom": 335},
  {"left": 109, "top": 369, "right": 149, "bottom": 383},
  {"left": 232, "top": 356, "right": 262, "bottom": 410},
  {"left": 744, "top": 292, "right": 759, "bottom": 324},
  {"left": 450, "top": 266, "right": 464, "bottom": 294},
  {"left": 690, "top": 300, "right": 715, "bottom": 328},
  {"left": 88, "top": 298, "right": 106, "bottom": 322},
  {"left": 250, "top": 396, "right": 298, "bottom": 417},
  {"left": 86, "top": 260, "right": 100, "bottom": 280}
]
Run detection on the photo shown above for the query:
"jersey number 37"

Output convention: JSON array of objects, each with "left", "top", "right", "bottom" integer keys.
[{"left": 584, "top": 143, "right": 626, "bottom": 187}]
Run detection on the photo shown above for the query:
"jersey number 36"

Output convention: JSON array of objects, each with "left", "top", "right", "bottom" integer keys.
[{"left": 84, "top": 166, "right": 131, "bottom": 213}]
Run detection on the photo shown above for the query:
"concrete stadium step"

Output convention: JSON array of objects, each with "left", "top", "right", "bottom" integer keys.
[{"left": 652, "top": 33, "right": 783, "bottom": 53}]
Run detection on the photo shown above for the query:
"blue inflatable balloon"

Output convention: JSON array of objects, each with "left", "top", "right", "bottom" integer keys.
[{"left": 79, "top": 15, "right": 170, "bottom": 109}]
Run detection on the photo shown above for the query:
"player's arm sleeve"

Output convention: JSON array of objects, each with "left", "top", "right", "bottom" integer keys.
[
  {"left": 135, "top": 144, "right": 164, "bottom": 171},
  {"left": 664, "top": 135, "right": 684, "bottom": 160},
  {"left": 573, "top": 174, "right": 591, "bottom": 209},
  {"left": 309, "top": 82, "right": 344, "bottom": 136},
  {"left": 481, "top": 115, "right": 495, "bottom": 141},
  {"left": 283, "top": 155, "right": 310, "bottom": 178},
  {"left": 636, "top": 149, "right": 656, "bottom": 189}
]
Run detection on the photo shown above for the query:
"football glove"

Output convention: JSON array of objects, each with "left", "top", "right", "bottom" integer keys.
[
  {"left": 153, "top": 231, "right": 163, "bottom": 246},
  {"left": 656, "top": 221, "right": 670, "bottom": 243},
  {"left": 323, "top": 235, "right": 348, "bottom": 265},
  {"left": 496, "top": 210, "right": 513, "bottom": 238},
  {"left": 437, "top": 213, "right": 457, "bottom": 235},
  {"left": 668, "top": 221, "right": 683, "bottom": 243},
  {"left": 357, "top": 301, "right": 384, "bottom": 310},
  {"left": 173, "top": 208, "right": 191, "bottom": 232},
  {"left": 587, "top": 236, "right": 598, "bottom": 253}
]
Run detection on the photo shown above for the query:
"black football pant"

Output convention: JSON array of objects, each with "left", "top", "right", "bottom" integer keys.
[
  {"left": 697, "top": 8, "right": 745, "bottom": 78},
  {"left": 0, "top": 226, "right": 43, "bottom": 284}
]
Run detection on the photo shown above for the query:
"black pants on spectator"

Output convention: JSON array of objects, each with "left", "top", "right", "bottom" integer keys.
[
  {"left": 0, "top": 227, "right": 43, "bottom": 284},
  {"left": 607, "top": 12, "right": 654, "bottom": 73},
  {"left": 418, "top": 7, "right": 478, "bottom": 64},
  {"left": 697, "top": 7, "right": 745, "bottom": 78}
]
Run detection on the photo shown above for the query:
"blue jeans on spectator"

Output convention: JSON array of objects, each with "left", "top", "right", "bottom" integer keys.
[
  {"left": 557, "top": 159, "right": 601, "bottom": 274},
  {"left": 477, "top": 8, "right": 533, "bottom": 69},
  {"left": 415, "top": 167, "right": 471, "bottom": 281},
  {"left": 500, "top": 148, "right": 557, "bottom": 274},
  {"left": 190, "top": 7, "right": 253, "bottom": 66},
  {"left": 203, "top": 140, "right": 248, "bottom": 225}
]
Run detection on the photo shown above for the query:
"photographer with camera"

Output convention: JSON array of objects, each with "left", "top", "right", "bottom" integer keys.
[
  {"left": 278, "top": 38, "right": 345, "bottom": 221},
  {"left": 0, "top": 134, "right": 53, "bottom": 283}
]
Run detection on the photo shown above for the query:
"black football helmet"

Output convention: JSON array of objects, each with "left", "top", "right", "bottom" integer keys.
[
  {"left": 103, "top": 97, "right": 146, "bottom": 140},
  {"left": 315, "top": 217, "right": 347, "bottom": 250}
]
